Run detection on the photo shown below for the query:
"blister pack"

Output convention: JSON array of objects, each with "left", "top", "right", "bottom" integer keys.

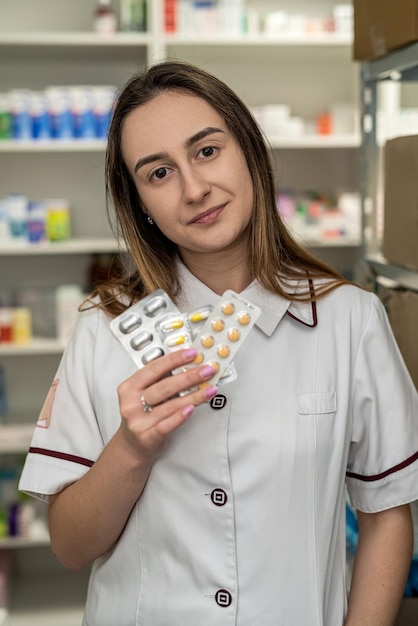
[
  {"left": 177, "top": 289, "right": 261, "bottom": 388},
  {"left": 110, "top": 289, "right": 259, "bottom": 389},
  {"left": 109, "top": 289, "right": 193, "bottom": 368}
]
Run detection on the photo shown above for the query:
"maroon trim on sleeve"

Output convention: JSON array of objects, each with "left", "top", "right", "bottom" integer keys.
[
  {"left": 346, "top": 450, "right": 418, "bottom": 482},
  {"left": 29, "top": 447, "right": 94, "bottom": 468}
]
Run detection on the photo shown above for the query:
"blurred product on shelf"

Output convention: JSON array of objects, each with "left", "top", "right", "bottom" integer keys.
[
  {"left": 251, "top": 102, "right": 358, "bottom": 138},
  {"left": 15, "top": 288, "right": 57, "bottom": 339},
  {"left": 0, "top": 307, "right": 32, "bottom": 345},
  {"left": 45, "top": 198, "right": 71, "bottom": 242},
  {"left": 0, "top": 85, "right": 116, "bottom": 142},
  {"left": 55, "top": 285, "right": 84, "bottom": 342},
  {"left": 277, "top": 190, "right": 361, "bottom": 243},
  {"left": 0, "top": 309, "right": 13, "bottom": 343},
  {"left": 93, "top": 0, "right": 118, "bottom": 34},
  {"left": 11, "top": 308, "right": 32, "bottom": 345},
  {"left": 0, "top": 194, "right": 71, "bottom": 245},
  {"left": 163, "top": 0, "right": 353, "bottom": 37},
  {"left": 0, "top": 462, "right": 48, "bottom": 540},
  {"left": 120, "top": 0, "right": 147, "bottom": 32}
]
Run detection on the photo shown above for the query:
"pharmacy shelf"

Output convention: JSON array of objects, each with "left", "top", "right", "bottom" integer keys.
[
  {"left": 0, "top": 535, "right": 50, "bottom": 550},
  {"left": 0, "top": 140, "right": 106, "bottom": 153},
  {"left": 0, "top": 134, "right": 360, "bottom": 151},
  {"left": 305, "top": 237, "right": 360, "bottom": 248},
  {"left": 0, "top": 32, "right": 151, "bottom": 47},
  {"left": 366, "top": 254, "right": 418, "bottom": 292},
  {"left": 164, "top": 32, "right": 352, "bottom": 46},
  {"left": 0, "top": 338, "right": 65, "bottom": 356},
  {"left": 0, "top": 238, "right": 120, "bottom": 255},
  {"left": 268, "top": 134, "right": 360, "bottom": 149},
  {"left": 0, "top": 423, "right": 37, "bottom": 454}
]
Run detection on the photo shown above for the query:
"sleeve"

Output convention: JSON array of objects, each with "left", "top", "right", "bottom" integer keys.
[
  {"left": 18, "top": 306, "right": 107, "bottom": 502},
  {"left": 346, "top": 293, "right": 418, "bottom": 513}
]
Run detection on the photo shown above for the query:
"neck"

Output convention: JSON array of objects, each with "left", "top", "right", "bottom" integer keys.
[{"left": 179, "top": 248, "right": 253, "bottom": 295}]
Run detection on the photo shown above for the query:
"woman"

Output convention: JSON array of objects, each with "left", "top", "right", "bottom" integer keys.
[{"left": 19, "top": 60, "right": 418, "bottom": 626}]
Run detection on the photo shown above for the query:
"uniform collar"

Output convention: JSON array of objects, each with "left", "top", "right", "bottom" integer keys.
[{"left": 176, "top": 261, "right": 317, "bottom": 337}]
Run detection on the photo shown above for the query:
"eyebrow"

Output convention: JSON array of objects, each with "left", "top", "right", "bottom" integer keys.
[{"left": 134, "top": 126, "right": 225, "bottom": 173}]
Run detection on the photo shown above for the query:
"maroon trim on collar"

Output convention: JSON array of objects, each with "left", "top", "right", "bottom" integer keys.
[
  {"left": 346, "top": 450, "right": 418, "bottom": 482},
  {"left": 29, "top": 447, "right": 94, "bottom": 468},
  {"left": 286, "top": 301, "right": 317, "bottom": 328},
  {"left": 285, "top": 278, "right": 318, "bottom": 328}
]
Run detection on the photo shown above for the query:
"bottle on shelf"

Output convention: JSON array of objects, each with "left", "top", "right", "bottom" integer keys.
[
  {"left": 120, "top": 0, "right": 147, "bottom": 32},
  {"left": 93, "top": 0, "right": 117, "bottom": 35}
]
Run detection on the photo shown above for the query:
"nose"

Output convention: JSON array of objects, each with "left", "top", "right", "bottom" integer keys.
[{"left": 181, "top": 166, "right": 211, "bottom": 204}]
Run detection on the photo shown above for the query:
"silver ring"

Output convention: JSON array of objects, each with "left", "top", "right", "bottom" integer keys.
[{"left": 140, "top": 393, "right": 153, "bottom": 413}]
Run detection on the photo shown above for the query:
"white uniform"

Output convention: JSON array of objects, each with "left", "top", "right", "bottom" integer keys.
[{"left": 19, "top": 263, "right": 418, "bottom": 626}]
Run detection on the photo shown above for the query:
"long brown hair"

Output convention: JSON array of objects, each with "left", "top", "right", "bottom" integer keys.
[{"left": 90, "top": 60, "right": 349, "bottom": 316}]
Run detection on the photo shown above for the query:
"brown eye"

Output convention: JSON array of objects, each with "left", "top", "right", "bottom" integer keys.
[
  {"left": 202, "top": 146, "right": 214, "bottom": 157},
  {"left": 154, "top": 167, "right": 167, "bottom": 179}
]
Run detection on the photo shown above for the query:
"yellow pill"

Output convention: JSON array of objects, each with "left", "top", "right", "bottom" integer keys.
[
  {"left": 201, "top": 334, "right": 215, "bottom": 348},
  {"left": 227, "top": 327, "right": 240, "bottom": 342},
  {"left": 221, "top": 302, "right": 235, "bottom": 315},
  {"left": 217, "top": 345, "right": 230, "bottom": 358},
  {"left": 190, "top": 309, "right": 210, "bottom": 323},
  {"left": 193, "top": 352, "right": 205, "bottom": 364},
  {"left": 160, "top": 318, "right": 184, "bottom": 333},
  {"left": 237, "top": 311, "right": 251, "bottom": 325},
  {"left": 208, "top": 360, "right": 220, "bottom": 373},
  {"left": 211, "top": 318, "right": 225, "bottom": 332},
  {"left": 166, "top": 334, "right": 187, "bottom": 347}
]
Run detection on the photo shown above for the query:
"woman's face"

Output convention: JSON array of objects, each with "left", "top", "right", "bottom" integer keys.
[{"left": 121, "top": 91, "right": 254, "bottom": 262}]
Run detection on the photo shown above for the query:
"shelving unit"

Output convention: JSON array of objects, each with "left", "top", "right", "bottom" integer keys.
[
  {"left": 359, "top": 42, "right": 418, "bottom": 626},
  {"left": 0, "top": 0, "right": 365, "bottom": 622},
  {"left": 360, "top": 41, "right": 418, "bottom": 289}
]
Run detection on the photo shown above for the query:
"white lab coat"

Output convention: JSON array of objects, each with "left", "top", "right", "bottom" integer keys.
[{"left": 19, "top": 263, "right": 418, "bottom": 625}]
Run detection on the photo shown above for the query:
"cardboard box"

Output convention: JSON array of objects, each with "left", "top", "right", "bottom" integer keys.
[
  {"left": 353, "top": 0, "right": 418, "bottom": 60},
  {"left": 383, "top": 135, "right": 418, "bottom": 273},
  {"left": 377, "top": 282, "right": 418, "bottom": 391},
  {"left": 396, "top": 598, "right": 418, "bottom": 625}
]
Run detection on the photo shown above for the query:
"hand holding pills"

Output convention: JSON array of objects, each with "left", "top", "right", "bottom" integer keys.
[
  {"left": 111, "top": 288, "right": 260, "bottom": 457},
  {"left": 115, "top": 346, "right": 218, "bottom": 459}
]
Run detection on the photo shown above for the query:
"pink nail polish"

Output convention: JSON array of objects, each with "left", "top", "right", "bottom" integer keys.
[
  {"left": 182, "top": 404, "right": 195, "bottom": 417},
  {"left": 204, "top": 385, "right": 218, "bottom": 399},
  {"left": 183, "top": 348, "right": 198, "bottom": 360},
  {"left": 200, "top": 365, "right": 215, "bottom": 379}
]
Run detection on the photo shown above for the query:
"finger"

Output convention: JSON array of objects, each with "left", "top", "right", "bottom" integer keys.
[
  {"left": 144, "top": 384, "right": 218, "bottom": 438},
  {"left": 131, "top": 347, "right": 199, "bottom": 388},
  {"left": 143, "top": 362, "right": 216, "bottom": 408}
]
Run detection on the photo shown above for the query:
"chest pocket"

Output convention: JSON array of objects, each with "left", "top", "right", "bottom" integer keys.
[{"left": 297, "top": 391, "right": 337, "bottom": 415}]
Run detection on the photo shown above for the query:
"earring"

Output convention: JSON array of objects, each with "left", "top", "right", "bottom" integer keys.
[{"left": 147, "top": 216, "right": 154, "bottom": 225}]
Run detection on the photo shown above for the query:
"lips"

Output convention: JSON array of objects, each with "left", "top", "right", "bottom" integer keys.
[{"left": 189, "top": 204, "right": 225, "bottom": 225}]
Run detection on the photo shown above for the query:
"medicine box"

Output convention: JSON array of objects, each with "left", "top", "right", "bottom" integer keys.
[
  {"left": 353, "top": 0, "right": 418, "bottom": 61},
  {"left": 376, "top": 281, "right": 418, "bottom": 391},
  {"left": 383, "top": 135, "right": 418, "bottom": 273}
]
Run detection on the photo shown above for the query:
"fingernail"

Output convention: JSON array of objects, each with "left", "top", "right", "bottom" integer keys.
[
  {"left": 182, "top": 404, "right": 195, "bottom": 417},
  {"left": 200, "top": 365, "right": 215, "bottom": 379},
  {"left": 204, "top": 385, "right": 218, "bottom": 399},
  {"left": 183, "top": 348, "right": 198, "bottom": 360}
]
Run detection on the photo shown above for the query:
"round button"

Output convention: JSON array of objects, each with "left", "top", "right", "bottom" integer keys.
[
  {"left": 211, "top": 488, "right": 228, "bottom": 506},
  {"left": 210, "top": 394, "right": 227, "bottom": 410},
  {"left": 215, "top": 589, "right": 232, "bottom": 607}
]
